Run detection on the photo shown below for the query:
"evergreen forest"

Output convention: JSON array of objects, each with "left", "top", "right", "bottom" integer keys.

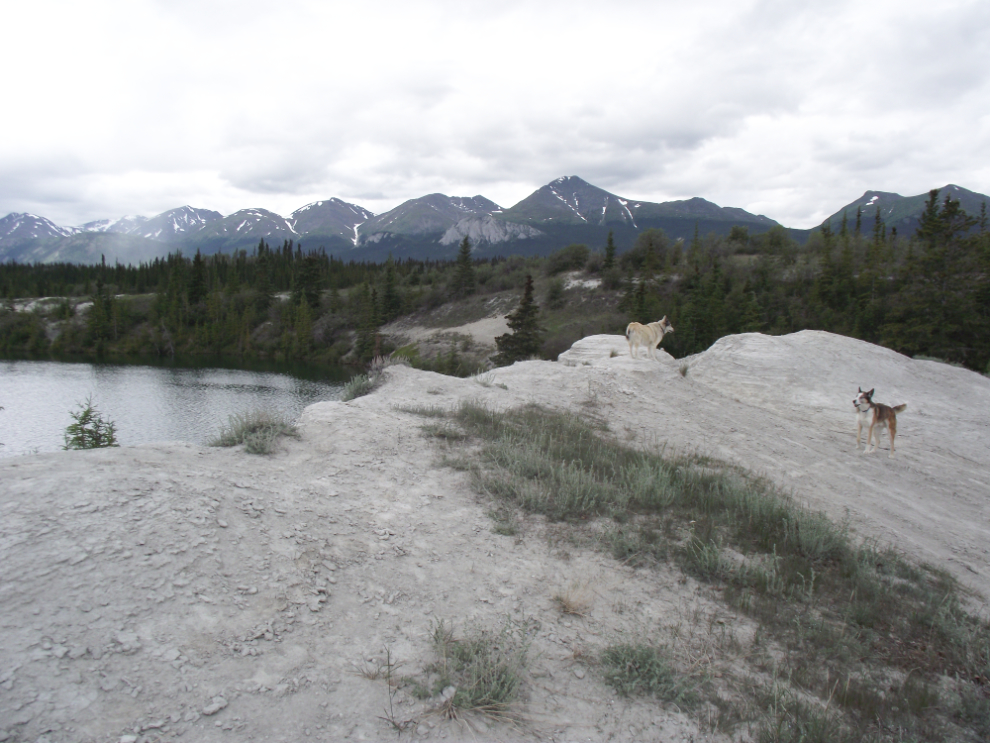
[{"left": 1, "top": 189, "right": 988, "bottom": 375}]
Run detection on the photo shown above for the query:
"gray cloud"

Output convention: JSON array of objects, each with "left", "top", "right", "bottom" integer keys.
[{"left": 1, "top": 0, "right": 988, "bottom": 229}]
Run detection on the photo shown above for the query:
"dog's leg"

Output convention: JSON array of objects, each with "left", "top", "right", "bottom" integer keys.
[
  {"left": 888, "top": 419, "right": 897, "bottom": 458},
  {"left": 856, "top": 419, "right": 863, "bottom": 447},
  {"left": 865, "top": 422, "right": 877, "bottom": 454}
]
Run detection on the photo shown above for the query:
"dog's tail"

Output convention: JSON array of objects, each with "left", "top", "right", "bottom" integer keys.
[
  {"left": 625, "top": 323, "right": 633, "bottom": 339},
  {"left": 893, "top": 404, "right": 907, "bottom": 413}
]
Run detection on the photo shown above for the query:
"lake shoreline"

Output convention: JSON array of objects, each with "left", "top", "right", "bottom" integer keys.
[{"left": 0, "top": 358, "right": 346, "bottom": 457}]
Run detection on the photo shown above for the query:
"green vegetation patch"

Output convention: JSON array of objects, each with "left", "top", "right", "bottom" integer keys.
[
  {"left": 430, "top": 402, "right": 990, "bottom": 741},
  {"left": 599, "top": 643, "right": 695, "bottom": 703}
]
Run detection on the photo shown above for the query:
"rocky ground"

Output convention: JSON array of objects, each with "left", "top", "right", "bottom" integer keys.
[{"left": 1, "top": 330, "right": 989, "bottom": 743}]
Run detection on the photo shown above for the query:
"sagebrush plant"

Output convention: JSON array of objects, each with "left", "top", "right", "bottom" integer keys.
[
  {"left": 63, "top": 396, "right": 118, "bottom": 449},
  {"left": 425, "top": 402, "right": 990, "bottom": 741},
  {"left": 211, "top": 410, "right": 299, "bottom": 454},
  {"left": 341, "top": 355, "right": 409, "bottom": 401}
]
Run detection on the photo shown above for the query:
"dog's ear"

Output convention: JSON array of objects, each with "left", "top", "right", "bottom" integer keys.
[
  {"left": 858, "top": 387, "right": 863, "bottom": 393},
  {"left": 866, "top": 388, "right": 874, "bottom": 398}
]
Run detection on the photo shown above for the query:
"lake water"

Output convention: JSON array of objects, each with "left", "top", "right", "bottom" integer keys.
[{"left": 0, "top": 358, "right": 348, "bottom": 457}]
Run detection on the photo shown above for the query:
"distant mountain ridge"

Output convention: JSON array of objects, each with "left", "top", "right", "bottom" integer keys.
[
  {"left": 348, "top": 176, "right": 783, "bottom": 261},
  {"left": 818, "top": 184, "right": 988, "bottom": 237},
  {"left": 0, "top": 213, "right": 78, "bottom": 243},
  {"left": 80, "top": 206, "right": 225, "bottom": 243},
  {"left": 3, "top": 178, "right": 987, "bottom": 265}
]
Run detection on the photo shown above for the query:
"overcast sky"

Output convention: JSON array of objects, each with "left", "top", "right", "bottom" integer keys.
[{"left": 3, "top": 0, "right": 989, "bottom": 229}]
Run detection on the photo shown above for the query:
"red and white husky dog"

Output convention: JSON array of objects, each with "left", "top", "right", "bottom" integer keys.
[{"left": 853, "top": 387, "right": 907, "bottom": 458}]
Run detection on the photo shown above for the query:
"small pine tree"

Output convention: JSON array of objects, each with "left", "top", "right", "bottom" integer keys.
[
  {"left": 633, "top": 281, "right": 648, "bottom": 321},
  {"left": 493, "top": 274, "right": 544, "bottom": 365},
  {"left": 354, "top": 283, "right": 380, "bottom": 361},
  {"left": 603, "top": 231, "right": 616, "bottom": 270},
  {"left": 453, "top": 237, "right": 476, "bottom": 298},
  {"left": 63, "top": 396, "right": 118, "bottom": 449}
]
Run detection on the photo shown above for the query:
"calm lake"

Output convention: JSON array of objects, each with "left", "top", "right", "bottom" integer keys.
[{"left": 0, "top": 358, "right": 350, "bottom": 458}]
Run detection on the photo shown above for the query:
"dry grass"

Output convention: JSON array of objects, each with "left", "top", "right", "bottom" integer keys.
[{"left": 552, "top": 580, "right": 595, "bottom": 617}]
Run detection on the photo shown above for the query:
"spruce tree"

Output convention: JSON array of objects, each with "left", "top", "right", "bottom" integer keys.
[
  {"left": 292, "top": 254, "right": 323, "bottom": 310},
  {"left": 188, "top": 249, "right": 207, "bottom": 306},
  {"left": 603, "top": 230, "right": 616, "bottom": 270},
  {"left": 493, "top": 274, "right": 543, "bottom": 365},
  {"left": 254, "top": 252, "right": 273, "bottom": 312},
  {"left": 453, "top": 237, "right": 476, "bottom": 298}
]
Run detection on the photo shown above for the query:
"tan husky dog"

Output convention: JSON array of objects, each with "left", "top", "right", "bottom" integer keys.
[
  {"left": 853, "top": 387, "right": 907, "bottom": 458},
  {"left": 626, "top": 316, "right": 674, "bottom": 360}
]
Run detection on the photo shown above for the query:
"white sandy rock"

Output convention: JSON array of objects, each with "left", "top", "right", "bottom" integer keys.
[{"left": 1, "top": 330, "right": 988, "bottom": 743}]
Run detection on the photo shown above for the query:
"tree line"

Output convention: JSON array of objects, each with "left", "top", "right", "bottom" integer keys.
[{"left": 2, "top": 189, "right": 988, "bottom": 373}]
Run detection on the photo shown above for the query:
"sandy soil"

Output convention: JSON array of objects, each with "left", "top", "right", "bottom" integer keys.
[
  {"left": 2, "top": 330, "right": 989, "bottom": 743},
  {"left": 394, "top": 315, "right": 511, "bottom": 349}
]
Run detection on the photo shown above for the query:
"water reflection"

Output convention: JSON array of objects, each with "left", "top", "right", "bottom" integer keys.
[{"left": 0, "top": 359, "right": 345, "bottom": 457}]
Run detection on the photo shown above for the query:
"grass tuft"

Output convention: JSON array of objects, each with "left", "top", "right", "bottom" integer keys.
[
  {"left": 341, "top": 355, "right": 409, "bottom": 401},
  {"left": 599, "top": 644, "right": 694, "bottom": 703},
  {"left": 211, "top": 410, "right": 299, "bottom": 454},
  {"left": 553, "top": 580, "right": 595, "bottom": 616},
  {"left": 416, "top": 619, "right": 529, "bottom": 721}
]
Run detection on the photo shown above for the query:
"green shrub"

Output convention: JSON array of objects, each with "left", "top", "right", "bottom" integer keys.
[
  {"left": 63, "top": 396, "right": 118, "bottom": 450},
  {"left": 545, "top": 277, "right": 566, "bottom": 309},
  {"left": 545, "top": 243, "right": 590, "bottom": 275},
  {"left": 340, "top": 373, "right": 376, "bottom": 401}
]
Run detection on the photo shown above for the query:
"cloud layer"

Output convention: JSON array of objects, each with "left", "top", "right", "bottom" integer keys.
[{"left": 3, "top": 0, "right": 989, "bottom": 229}]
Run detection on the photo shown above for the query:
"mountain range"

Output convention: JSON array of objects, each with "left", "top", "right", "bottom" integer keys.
[{"left": 1, "top": 177, "right": 986, "bottom": 266}]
